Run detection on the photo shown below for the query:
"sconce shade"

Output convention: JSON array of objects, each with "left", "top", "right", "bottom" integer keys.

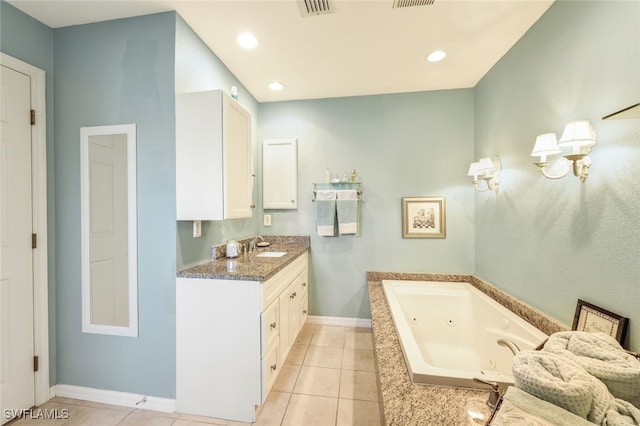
[
  {"left": 531, "top": 133, "right": 561, "bottom": 162},
  {"left": 558, "top": 120, "right": 597, "bottom": 154},
  {"left": 467, "top": 161, "right": 481, "bottom": 179}
]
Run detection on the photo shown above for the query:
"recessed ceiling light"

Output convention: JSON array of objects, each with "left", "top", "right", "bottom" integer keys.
[
  {"left": 268, "top": 82, "right": 284, "bottom": 91},
  {"left": 237, "top": 32, "right": 258, "bottom": 49},
  {"left": 427, "top": 50, "right": 446, "bottom": 62}
]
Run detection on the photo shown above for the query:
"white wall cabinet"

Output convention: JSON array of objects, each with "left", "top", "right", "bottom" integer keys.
[
  {"left": 262, "top": 138, "right": 297, "bottom": 210},
  {"left": 176, "top": 253, "right": 308, "bottom": 422},
  {"left": 176, "top": 90, "right": 253, "bottom": 220}
]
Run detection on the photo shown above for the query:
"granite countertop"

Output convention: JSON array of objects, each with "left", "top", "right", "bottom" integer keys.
[
  {"left": 367, "top": 271, "right": 568, "bottom": 426},
  {"left": 177, "top": 236, "right": 310, "bottom": 281}
]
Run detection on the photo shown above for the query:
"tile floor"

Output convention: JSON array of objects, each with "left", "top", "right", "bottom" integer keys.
[{"left": 9, "top": 324, "right": 382, "bottom": 426}]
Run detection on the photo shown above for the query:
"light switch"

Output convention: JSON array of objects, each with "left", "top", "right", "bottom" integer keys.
[{"left": 264, "top": 214, "right": 272, "bottom": 227}]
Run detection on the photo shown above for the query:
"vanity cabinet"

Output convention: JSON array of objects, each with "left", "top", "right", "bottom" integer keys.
[
  {"left": 176, "top": 89, "right": 253, "bottom": 220},
  {"left": 176, "top": 252, "right": 308, "bottom": 422}
]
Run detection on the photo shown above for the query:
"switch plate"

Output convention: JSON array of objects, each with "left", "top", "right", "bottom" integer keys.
[
  {"left": 264, "top": 214, "right": 272, "bottom": 227},
  {"left": 193, "top": 220, "right": 202, "bottom": 238}
]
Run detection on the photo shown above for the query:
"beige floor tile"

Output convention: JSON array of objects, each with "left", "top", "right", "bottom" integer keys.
[
  {"left": 344, "top": 331, "right": 373, "bottom": 350},
  {"left": 310, "top": 332, "right": 345, "bottom": 348},
  {"left": 341, "top": 348, "right": 376, "bottom": 372},
  {"left": 64, "top": 406, "right": 129, "bottom": 425},
  {"left": 254, "top": 391, "right": 291, "bottom": 426},
  {"left": 133, "top": 408, "right": 180, "bottom": 419},
  {"left": 119, "top": 412, "right": 176, "bottom": 425},
  {"left": 336, "top": 399, "right": 382, "bottom": 426},
  {"left": 172, "top": 420, "right": 223, "bottom": 426},
  {"left": 86, "top": 401, "right": 136, "bottom": 413},
  {"left": 313, "top": 325, "right": 346, "bottom": 335},
  {"left": 303, "top": 345, "right": 343, "bottom": 369},
  {"left": 272, "top": 364, "right": 301, "bottom": 393},
  {"left": 226, "top": 421, "right": 252, "bottom": 426},
  {"left": 9, "top": 404, "right": 74, "bottom": 426},
  {"left": 294, "top": 328, "right": 314, "bottom": 345},
  {"left": 48, "top": 397, "right": 93, "bottom": 407},
  {"left": 293, "top": 366, "right": 340, "bottom": 398},
  {"left": 176, "top": 413, "right": 228, "bottom": 424},
  {"left": 284, "top": 344, "right": 308, "bottom": 365},
  {"left": 281, "top": 394, "right": 337, "bottom": 426},
  {"left": 339, "top": 370, "right": 379, "bottom": 401}
]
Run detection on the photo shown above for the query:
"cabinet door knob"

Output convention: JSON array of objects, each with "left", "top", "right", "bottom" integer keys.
[
  {"left": 270, "top": 364, "right": 277, "bottom": 371},
  {"left": 250, "top": 204, "right": 256, "bottom": 208},
  {"left": 303, "top": 310, "right": 307, "bottom": 315},
  {"left": 291, "top": 200, "right": 295, "bottom": 203},
  {"left": 290, "top": 291, "right": 297, "bottom": 299},
  {"left": 270, "top": 322, "right": 277, "bottom": 329},
  {"left": 302, "top": 282, "right": 307, "bottom": 287}
]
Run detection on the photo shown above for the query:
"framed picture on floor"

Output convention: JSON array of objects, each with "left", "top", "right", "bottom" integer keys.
[
  {"left": 401, "top": 196, "right": 446, "bottom": 239},
  {"left": 572, "top": 299, "right": 629, "bottom": 345}
]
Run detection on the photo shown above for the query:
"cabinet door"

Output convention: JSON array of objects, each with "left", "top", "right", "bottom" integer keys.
[
  {"left": 278, "top": 288, "right": 292, "bottom": 365},
  {"left": 263, "top": 139, "right": 297, "bottom": 210},
  {"left": 223, "top": 95, "right": 253, "bottom": 219}
]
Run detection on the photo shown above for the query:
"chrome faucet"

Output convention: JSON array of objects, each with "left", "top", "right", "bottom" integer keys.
[
  {"left": 497, "top": 338, "right": 521, "bottom": 355},
  {"left": 248, "top": 235, "right": 264, "bottom": 252}
]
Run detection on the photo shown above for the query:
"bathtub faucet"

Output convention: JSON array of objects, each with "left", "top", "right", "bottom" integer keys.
[{"left": 497, "top": 338, "right": 521, "bottom": 355}]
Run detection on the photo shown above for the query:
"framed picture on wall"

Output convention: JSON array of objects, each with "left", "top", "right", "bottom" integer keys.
[
  {"left": 572, "top": 299, "right": 629, "bottom": 346},
  {"left": 401, "top": 196, "right": 446, "bottom": 239}
]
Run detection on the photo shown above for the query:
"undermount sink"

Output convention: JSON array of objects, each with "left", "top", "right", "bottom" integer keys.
[{"left": 256, "top": 251, "right": 287, "bottom": 258}]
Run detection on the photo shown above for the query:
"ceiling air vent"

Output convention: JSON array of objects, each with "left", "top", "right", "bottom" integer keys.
[
  {"left": 393, "top": 0, "right": 435, "bottom": 8},
  {"left": 298, "top": 0, "right": 334, "bottom": 17}
]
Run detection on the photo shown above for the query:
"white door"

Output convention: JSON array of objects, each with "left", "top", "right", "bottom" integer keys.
[{"left": 0, "top": 65, "right": 35, "bottom": 423}]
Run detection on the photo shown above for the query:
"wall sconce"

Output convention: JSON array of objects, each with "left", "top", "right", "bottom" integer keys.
[
  {"left": 531, "top": 120, "right": 597, "bottom": 182},
  {"left": 467, "top": 156, "right": 501, "bottom": 192}
]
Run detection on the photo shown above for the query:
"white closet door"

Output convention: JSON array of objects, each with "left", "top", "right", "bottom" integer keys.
[{"left": 263, "top": 139, "right": 297, "bottom": 210}]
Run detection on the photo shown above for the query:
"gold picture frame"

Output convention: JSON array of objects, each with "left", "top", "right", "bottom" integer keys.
[
  {"left": 572, "top": 299, "right": 629, "bottom": 346},
  {"left": 401, "top": 197, "right": 446, "bottom": 239}
]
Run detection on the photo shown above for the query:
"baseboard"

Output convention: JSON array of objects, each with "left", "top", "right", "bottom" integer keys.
[
  {"left": 51, "top": 384, "right": 176, "bottom": 413},
  {"left": 307, "top": 315, "right": 371, "bottom": 328}
]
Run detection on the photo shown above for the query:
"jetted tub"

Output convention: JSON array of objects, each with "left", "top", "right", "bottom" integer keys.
[{"left": 382, "top": 280, "right": 547, "bottom": 390}]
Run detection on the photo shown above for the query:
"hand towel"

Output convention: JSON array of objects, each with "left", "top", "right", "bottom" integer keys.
[
  {"left": 315, "top": 190, "right": 336, "bottom": 236},
  {"left": 512, "top": 350, "right": 640, "bottom": 425},
  {"left": 336, "top": 190, "right": 358, "bottom": 235},
  {"left": 543, "top": 331, "right": 640, "bottom": 408}
]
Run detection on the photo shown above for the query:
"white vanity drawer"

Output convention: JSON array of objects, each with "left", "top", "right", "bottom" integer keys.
[
  {"left": 261, "top": 298, "right": 279, "bottom": 353},
  {"left": 262, "top": 340, "right": 279, "bottom": 400}
]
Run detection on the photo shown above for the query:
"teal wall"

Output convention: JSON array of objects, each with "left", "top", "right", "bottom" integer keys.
[
  {"left": 0, "top": 0, "right": 57, "bottom": 384},
  {"left": 474, "top": 1, "right": 640, "bottom": 350},
  {"left": 258, "top": 91, "right": 476, "bottom": 318},
  {"left": 174, "top": 15, "right": 260, "bottom": 270},
  {"left": 53, "top": 12, "right": 177, "bottom": 397}
]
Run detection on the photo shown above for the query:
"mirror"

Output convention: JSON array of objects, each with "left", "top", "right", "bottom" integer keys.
[{"left": 80, "top": 124, "right": 138, "bottom": 337}]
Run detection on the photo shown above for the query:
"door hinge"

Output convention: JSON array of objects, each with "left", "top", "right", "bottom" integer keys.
[
  {"left": 30, "top": 109, "right": 36, "bottom": 125},
  {"left": 32, "top": 233, "right": 37, "bottom": 249},
  {"left": 34, "top": 356, "right": 39, "bottom": 372}
]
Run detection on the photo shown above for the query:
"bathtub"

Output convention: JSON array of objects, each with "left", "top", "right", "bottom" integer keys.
[{"left": 382, "top": 280, "right": 547, "bottom": 390}]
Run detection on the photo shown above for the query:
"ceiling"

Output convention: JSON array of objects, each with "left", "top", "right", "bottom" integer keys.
[{"left": 7, "top": 0, "right": 554, "bottom": 102}]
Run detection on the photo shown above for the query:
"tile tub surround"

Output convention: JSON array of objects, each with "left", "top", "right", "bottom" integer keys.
[
  {"left": 366, "top": 272, "right": 569, "bottom": 426},
  {"left": 177, "top": 236, "right": 310, "bottom": 281}
]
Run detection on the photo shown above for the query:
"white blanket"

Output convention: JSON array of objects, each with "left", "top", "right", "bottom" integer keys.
[
  {"left": 512, "top": 350, "right": 640, "bottom": 425},
  {"left": 544, "top": 331, "right": 640, "bottom": 408}
]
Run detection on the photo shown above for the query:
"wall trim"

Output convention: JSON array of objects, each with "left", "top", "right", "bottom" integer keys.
[
  {"left": 0, "top": 52, "right": 49, "bottom": 407},
  {"left": 307, "top": 315, "right": 371, "bottom": 328},
  {"left": 51, "top": 385, "right": 176, "bottom": 413}
]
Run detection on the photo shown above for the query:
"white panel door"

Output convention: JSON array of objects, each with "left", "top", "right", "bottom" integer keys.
[
  {"left": 0, "top": 64, "right": 35, "bottom": 424},
  {"left": 88, "top": 135, "right": 129, "bottom": 327},
  {"left": 223, "top": 96, "right": 253, "bottom": 219}
]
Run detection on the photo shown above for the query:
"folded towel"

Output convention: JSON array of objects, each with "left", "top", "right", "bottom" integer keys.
[
  {"left": 490, "top": 386, "right": 594, "bottom": 426},
  {"left": 316, "top": 190, "right": 336, "bottom": 236},
  {"left": 336, "top": 190, "right": 358, "bottom": 235},
  {"left": 543, "top": 331, "right": 640, "bottom": 408},
  {"left": 512, "top": 350, "right": 640, "bottom": 425}
]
